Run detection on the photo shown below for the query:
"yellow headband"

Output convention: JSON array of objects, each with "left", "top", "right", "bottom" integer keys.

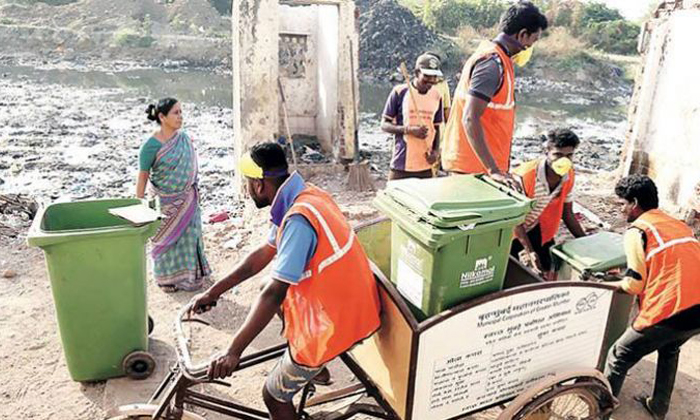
[{"left": 239, "top": 154, "right": 264, "bottom": 179}]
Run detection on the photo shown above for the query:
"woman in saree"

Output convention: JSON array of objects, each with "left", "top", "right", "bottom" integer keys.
[{"left": 136, "top": 97, "right": 211, "bottom": 292}]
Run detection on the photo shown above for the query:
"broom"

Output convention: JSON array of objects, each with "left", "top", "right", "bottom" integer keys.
[{"left": 346, "top": 39, "right": 374, "bottom": 192}]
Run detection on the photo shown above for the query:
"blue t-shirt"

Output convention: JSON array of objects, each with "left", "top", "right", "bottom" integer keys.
[{"left": 267, "top": 215, "right": 318, "bottom": 284}]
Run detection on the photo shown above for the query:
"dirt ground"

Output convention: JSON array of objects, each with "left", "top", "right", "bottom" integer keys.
[{"left": 1, "top": 168, "right": 699, "bottom": 420}]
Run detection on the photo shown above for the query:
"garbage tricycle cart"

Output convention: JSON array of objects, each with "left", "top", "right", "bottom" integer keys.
[{"left": 109, "top": 218, "right": 634, "bottom": 420}]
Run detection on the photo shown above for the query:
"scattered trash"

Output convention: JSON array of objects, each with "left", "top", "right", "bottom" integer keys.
[
  {"left": 357, "top": 0, "right": 441, "bottom": 78},
  {"left": 208, "top": 211, "right": 230, "bottom": 224},
  {"left": 223, "top": 236, "right": 242, "bottom": 250}
]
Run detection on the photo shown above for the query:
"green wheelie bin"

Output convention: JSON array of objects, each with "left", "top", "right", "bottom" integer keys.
[
  {"left": 374, "top": 175, "right": 534, "bottom": 319},
  {"left": 27, "top": 198, "right": 160, "bottom": 382},
  {"left": 551, "top": 231, "right": 627, "bottom": 281}
]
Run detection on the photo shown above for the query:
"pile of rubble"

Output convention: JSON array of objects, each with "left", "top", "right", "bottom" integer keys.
[{"left": 357, "top": 0, "right": 441, "bottom": 78}]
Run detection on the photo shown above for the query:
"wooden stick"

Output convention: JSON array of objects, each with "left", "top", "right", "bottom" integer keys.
[
  {"left": 349, "top": 39, "right": 360, "bottom": 162},
  {"left": 399, "top": 62, "right": 422, "bottom": 124},
  {"left": 277, "top": 78, "right": 299, "bottom": 169}
]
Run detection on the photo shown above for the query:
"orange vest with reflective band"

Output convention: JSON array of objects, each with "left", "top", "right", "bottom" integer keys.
[
  {"left": 442, "top": 41, "right": 516, "bottom": 174},
  {"left": 276, "top": 186, "right": 381, "bottom": 367},
  {"left": 630, "top": 210, "right": 700, "bottom": 330},
  {"left": 513, "top": 159, "right": 575, "bottom": 245},
  {"left": 400, "top": 83, "right": 443, "bottom": 172}
]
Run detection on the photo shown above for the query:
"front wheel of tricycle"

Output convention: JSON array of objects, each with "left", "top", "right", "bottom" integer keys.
[{"left": 105, "top": 403, "right": 205, "bottom": 420}]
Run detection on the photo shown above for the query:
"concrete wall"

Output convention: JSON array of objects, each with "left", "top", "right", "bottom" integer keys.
[
  {"left": 279, "top": 5, "right": 318, "bottom": 137},
  {"left": 233, "top": 0, "right": 358, "bottom": 185},
  {"left": 316, "top": 5, "right": 340, "bottom": 150},
  {"left": 621, "top": 8, "right": 700, "bottom": 220},
  {"left": 336, "top": 0, "right": 360, "bottom": 161},
  {"left": 233, "top": 0, "right": 279, "bottom": 178}
]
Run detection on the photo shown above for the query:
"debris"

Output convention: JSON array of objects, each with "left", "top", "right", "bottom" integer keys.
[
  {"left": 357, "top": 0, "right": 441, "bottom": 78},
  {"left": 0, "top": 194, "right": 39, "bottom": 219},
  {"left": 2, "top": 270, "right": 17, "bottom": 279},
  {"left": 223, "top": 236, "right": 242, "bottom": 250},
  {"left": 208, "top": 211, "right": 230, "bottom": 224}
]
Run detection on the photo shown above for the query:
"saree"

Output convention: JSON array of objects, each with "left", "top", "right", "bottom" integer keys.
[{"left": 149, "top": 131, "right": 211, "bottom": 291}]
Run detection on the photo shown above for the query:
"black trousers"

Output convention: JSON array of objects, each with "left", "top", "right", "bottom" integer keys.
[
  {"left": 604, "top": 318, "right": 700, "bottom": 418},
  {"left": 509, "top": 224, "right": 555, "bottom": 271}
]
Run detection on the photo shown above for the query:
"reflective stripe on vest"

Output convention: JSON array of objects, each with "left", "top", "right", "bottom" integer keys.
[
  {"left": 290, "top": 201, "right": 356, "bottom": 279},
  {"left": 634, "top": 218, "right": 700, "bottom": 261},
  {"left": 631, "top": 209, "right": 700, "bottom": 330},
  {"left": 513, "top": 159, "right": 574, "bottom": 245}
]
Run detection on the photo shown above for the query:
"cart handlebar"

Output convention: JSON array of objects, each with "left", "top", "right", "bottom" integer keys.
[{"left": 174, "top": 304, "right": 212, "bottom": 380}]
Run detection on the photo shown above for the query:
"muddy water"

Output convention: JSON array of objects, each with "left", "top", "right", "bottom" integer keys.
[
  {"left": 0, "top": 64, "right": 235, "bottom": 216},
  {"left": 0, "top": 63, "right": 631, "bottom": 215}
]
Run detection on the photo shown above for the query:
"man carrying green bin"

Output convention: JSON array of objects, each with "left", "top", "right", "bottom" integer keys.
[
  {"left": 603, "top": 175, "right": 700, "bottom": 420},
  {"left": 510, "top": 128, "right": 588, "bottom": 279}
]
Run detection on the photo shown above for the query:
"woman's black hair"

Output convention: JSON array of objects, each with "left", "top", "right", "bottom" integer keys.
[
  {"left": 499, "top": 0, "right": 548, "bottom": 36},
  {"left": 146, "top": 97, "right": 179, "bottom": 125},
  {"left": 541, "top": 128, "right": 580, "bottom": 149},
  {"left": 615, "top": 175, "right": 659, "bottom": 210}
]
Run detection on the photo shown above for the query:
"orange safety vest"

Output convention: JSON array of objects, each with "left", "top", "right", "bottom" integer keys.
[
  {"left": 631, "top": 209, "right": 700, "bottom": 330},
  {"left": 442, "top": 41, "right": 516, "bottom": 174},
  {"left": 276, "top": 186, "right": 381, "bottom": 367},
  {"left": 513, "top": 159, "right": 575, "bottom": 245},
  {"left": 398, "top": 83, "right": 443, "bottom": 172}
]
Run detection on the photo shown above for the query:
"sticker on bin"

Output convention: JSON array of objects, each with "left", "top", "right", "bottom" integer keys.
[
  {"left": 460, "top": 257, "right": 496, "bottom": 288},
  {"left": 397, "top": 259, "right": 424, "bottom": 309}
]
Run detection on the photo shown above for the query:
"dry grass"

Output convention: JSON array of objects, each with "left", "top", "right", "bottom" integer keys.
[
  {"left": 536, "top": 27, "right": 586, "bottom": 58},
  {"left": 456, "top": 24, "right": 498, "bottom": 56}
]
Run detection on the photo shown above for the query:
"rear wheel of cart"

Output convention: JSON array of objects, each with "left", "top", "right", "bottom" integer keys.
[{"left": 505, "top": 378, "right": 615, "bottom": 420}]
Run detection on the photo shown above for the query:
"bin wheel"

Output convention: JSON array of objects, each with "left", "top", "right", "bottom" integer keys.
[
  {"left": 123, "top": 351, "right": 156, "bottom": 380},
  {"left": 147, "top": 315, "right": 154, "bottom": 335}
]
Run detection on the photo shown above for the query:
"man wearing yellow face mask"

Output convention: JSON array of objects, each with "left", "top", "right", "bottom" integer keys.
[
  {"left": 442, "top": 1, "right": 547, "bottom": 189},
  {"left": 510, "top": 129, "right": 587, "bottom": 280}
]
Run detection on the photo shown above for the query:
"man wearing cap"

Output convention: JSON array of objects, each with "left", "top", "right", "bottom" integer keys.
[
  {"left": 442, "top": 1, "right": 548, "bottom": 189},
  {"left": 188, "top": 142, "right": 381, "bottom": 420},
  {"left": 381, "top": 53, "right": 444, "bottom": 180}
]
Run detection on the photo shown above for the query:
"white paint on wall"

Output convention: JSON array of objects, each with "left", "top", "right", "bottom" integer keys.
[{"left": 316, "top": 5, "right": 340, "bottom": 151}]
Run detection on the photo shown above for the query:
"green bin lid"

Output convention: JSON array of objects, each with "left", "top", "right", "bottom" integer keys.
[
  {"left": 551, "top": 232, "right": 627, "bottom": 273},
  {"left": 377, "top": 174, "right": 532, "bottom": 228}
]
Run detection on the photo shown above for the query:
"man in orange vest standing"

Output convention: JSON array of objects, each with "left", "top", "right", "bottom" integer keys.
[
  {"left": 381, "top": 53, "right": 444, "bottom": 180},
  {"left": 510, "top": 129, "right": 587, "bottom": 279},
  {"left": 188, "top": 142, "right": 381, "bottom": 420},
  {"left": 441, "top": 1, "right": 548, "bottom": 189},
  {"left": 604, "top": 175, "right": 700, "bottom": 420}
]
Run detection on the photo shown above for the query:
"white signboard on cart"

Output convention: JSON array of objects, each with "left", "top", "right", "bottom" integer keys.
[{"left": 411, "top": 286, "right": 614, "bottom": 419}]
